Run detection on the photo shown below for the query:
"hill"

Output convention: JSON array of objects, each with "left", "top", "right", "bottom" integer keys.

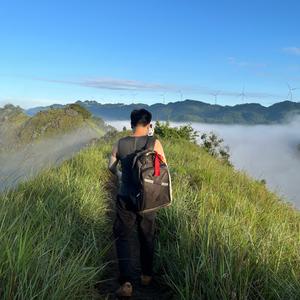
[
  {"left": 0, "top": 103, "right": 111, "bottom": 151},
  {"left": 0, "top": 130, "right": 299, "bottom": 299},
  {"left": 26, "top": 99, "right": 300, "bottom": 124}
]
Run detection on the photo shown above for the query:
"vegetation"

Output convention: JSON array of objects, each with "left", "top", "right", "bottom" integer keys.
[
  {"left": 0, "top": 144, "right": 112, "bottom": 299},
  {"left": 39, "top": 99, "right": 300, "bottom": 124},
  {"left": 0, "top": 104, "right": 110, "bottom": 151},
  {"left": 0, "top": 104, "right": 28, "bottom": 122},
  {"left": 156, "top": 138, "right": 300, "bottom": 299},
  {"left": 155, "top": 121, "right": 230, "bottom": 164},
  {"left": 200, "top": 132, "right": 231, "bottom": 163},
  {"left": 68, "top": 103, "right": 92, "bottom": 119},
  {"left": 154, "top": 121, "right": 199, "bottom": 142},
  {"left": 1, "top": 130, "right": 300, "bottom": 299},
  {"left": 0, "top": 105, "right": 30, "bottom": 150}
]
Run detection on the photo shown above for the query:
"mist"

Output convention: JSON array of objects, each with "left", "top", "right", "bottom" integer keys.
[
  {"left": 107, "top": 119, "right": 300, "bottom": 208},
  {"left": 0, "top": 127, "right": 101, "bottom": 192}
]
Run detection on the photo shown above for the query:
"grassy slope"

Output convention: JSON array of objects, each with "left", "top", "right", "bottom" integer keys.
[
  {"left": 0, "top": 105, "right": 108, "bottom": 152},
  {"left": 0, "top": 144, "right": 112, "bottom": 299},
  {"left": 157, "top": 138, "right": 300, "bottom": 299},
  {"left": 17, "top": 108, "right": 86, "bottom": 143},
  {"left": 1, "top": 135, "right": 300, "bottom": 299},
  {"left": 0, "top": 108, "right": 30, "bottom": 149}
]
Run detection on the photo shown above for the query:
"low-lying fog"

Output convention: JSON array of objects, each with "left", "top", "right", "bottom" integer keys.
[
  {"left": 108, "top": 119, "right": 300, "bottom": 208},
  {"left": 0, "top": 127, "right": 100, "bottom": 192}
]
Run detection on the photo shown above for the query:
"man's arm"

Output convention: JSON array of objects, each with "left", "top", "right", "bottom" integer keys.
[
  {"left": 154, "top": 139, "right": 167, "bottom": 164},
  {"left": 108, "top": 140, "right": 122, "bottom": 181}
]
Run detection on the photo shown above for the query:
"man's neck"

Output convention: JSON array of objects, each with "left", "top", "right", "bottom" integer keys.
[{"left": 132, "top": 127, "right": 148, "bottom": 137}]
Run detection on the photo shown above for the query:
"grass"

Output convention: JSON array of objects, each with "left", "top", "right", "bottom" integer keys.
[
  {"left": 18, "top": 108, "right": 85, "bottom": 142},
  {"left": 0, "top": 143, "right": 113, "bottom": 299},
  {"left": 156, "top": 138, "right": 300, "bottom": 299},
  {"left": 1, "top": 133, "right": 300, "bottom": 299}
]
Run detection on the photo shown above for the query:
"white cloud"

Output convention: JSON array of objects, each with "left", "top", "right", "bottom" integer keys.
[
  {"left": 36, "top": 77, "right": 183, "bottom": 92},
  {"left": 34, "top": 76, "right": 282, "bottom": 100}
]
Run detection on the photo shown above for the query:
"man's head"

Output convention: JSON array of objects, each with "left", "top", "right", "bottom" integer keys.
[{"left": 130, "top": 109, "right": 152, "bottom": 129}]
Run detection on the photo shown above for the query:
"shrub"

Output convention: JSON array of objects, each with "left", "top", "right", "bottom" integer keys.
[
  {"left": 154, "top": 121, "right": 230, "bottom": 163},
  {"left": 154, "top": 121, "right": 198, "bottom": 142},
  {"left": 200, "top": 132, "right": 231, "bottom": 164},
  {"left": 67, "top": 103, "right": 92, "bottom": 119}
]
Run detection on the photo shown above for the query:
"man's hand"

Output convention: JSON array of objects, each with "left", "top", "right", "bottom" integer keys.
[
  {"left": 117, "top": 170, "right": 122, "bottom": 184},
  {"left": 108, "top": 141, "right": 119, "bottom": 175}
]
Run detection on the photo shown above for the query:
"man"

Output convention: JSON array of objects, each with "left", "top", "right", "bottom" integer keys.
[{"left": 108, "top": 109, "right": 166, "bottom": 298}]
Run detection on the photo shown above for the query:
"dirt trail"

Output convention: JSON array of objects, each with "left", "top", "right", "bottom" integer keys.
[{"left": 96, "top": 180, "right": 174, "bottom": 300}]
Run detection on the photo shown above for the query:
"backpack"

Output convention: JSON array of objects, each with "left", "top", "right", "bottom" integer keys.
[{"left": 131, "top": 136, "right": 172, "bottom": 213}]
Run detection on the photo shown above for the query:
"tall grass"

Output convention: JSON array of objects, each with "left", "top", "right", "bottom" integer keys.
[
  {"left": 1, "top": 134, "right": 300, "bottom": 299},
  {"left": 156, "top": 138, "right": 300, "bottom": 299},
  {"left": 0, "top": 143, "right": 112, "bottom": 299}
]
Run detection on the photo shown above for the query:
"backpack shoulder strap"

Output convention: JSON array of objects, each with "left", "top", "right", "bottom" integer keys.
[{"left": 144, "top": 136, "right": 156, "bottom": 151}]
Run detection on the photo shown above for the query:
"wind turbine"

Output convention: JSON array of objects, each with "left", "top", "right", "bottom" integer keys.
[
  {"left": 238, "top": 86, "right": 246, "bottom": 103},
  {"left": 286, "top": 83, "right": 299, "bottom": 101},
  {"left": 178, "top": 90, "right": 183, "bottom": 102},
  {"left": 211, "top": 90, "right": 220, "bottom": 105},
  {"left": 160, "top": 93, "right": 166, "bottom": 105}
]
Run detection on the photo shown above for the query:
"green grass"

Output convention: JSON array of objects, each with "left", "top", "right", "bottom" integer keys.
[
  {"left": 17, "top": 108, "right": 86, "bottom": 143},
  {"left": 156, "top": 138, "right": 300, "bottom": 299},
  {"left": 1, "top": 134, "right": 300, "bottom": 299},
  {"left": 0, "top": 143, "right": 113, "bottom": 299}
]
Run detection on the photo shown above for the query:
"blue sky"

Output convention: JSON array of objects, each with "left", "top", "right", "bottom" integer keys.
[{"left": 0, "top": 0, "right": 300, "bottom": 108}]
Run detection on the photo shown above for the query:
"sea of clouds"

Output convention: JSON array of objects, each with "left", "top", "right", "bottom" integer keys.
[
  {"left": 108, "top": 119, "right": 300, "bottom": 208},
  {"left": 0, "top": 127, "right": 100, "bottom": 192},
  {"left": 1, "top": 118, "right": 299, "bottom": 208}
]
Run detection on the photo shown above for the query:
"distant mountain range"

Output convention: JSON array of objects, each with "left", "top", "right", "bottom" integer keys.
[{"left": 26, "top": 99, "right": 300, "bottom": 124}]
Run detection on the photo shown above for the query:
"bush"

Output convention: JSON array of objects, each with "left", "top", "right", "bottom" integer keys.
[
  {"left": 154, "top": 121, "right": 230, "bottom": 163},
  {"left": 154, "top": 121, "right": 198, "bottom": 142},
  {"left": 67, "top": 104, "right": 92, "bottom": 119},
  {"left": 200, "top": 132, "right": 231, "bottom": 164}
]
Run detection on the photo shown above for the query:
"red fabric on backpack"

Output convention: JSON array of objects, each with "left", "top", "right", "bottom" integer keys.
[{"left": 154, "top": 152, "right": 163, "bottom": 176}]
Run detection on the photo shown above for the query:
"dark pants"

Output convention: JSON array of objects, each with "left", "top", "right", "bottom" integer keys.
[{"left": 113, "top": 195, "right": 156, "bottom": 284}]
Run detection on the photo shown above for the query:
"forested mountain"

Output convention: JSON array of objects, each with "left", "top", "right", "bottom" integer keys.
[{"left": 26, "top": 99, "right": 300, "bottom": 124}]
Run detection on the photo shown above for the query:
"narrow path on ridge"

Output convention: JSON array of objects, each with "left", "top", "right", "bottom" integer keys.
[{"left": 96, "top": 178, "right": 174, "bottom": 300}]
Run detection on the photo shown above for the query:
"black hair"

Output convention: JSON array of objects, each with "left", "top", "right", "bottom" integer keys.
[{"left": 130, "top": 109, "right": 152, "bottom": 128}]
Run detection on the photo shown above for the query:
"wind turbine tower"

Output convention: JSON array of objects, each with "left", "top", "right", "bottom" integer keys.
[
  {"left": 239, "top": 86, "right": 246, "bottom": 103},
  {"left": 212, "top": 90, "right": 220, "bottom": 105},
  {"left": 286, "top": 83, "right": 299, "bottom": 101}
]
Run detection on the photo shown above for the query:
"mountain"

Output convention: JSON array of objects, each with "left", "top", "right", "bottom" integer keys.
[
  {"left": 26, "top": 103, "right": 65, "bottom": 116},
  {"left": 0, "top": 103, "right": 111, "bottom": 151},
  {"left": 26, "top": 99, "right": 300, "bottom": 124}
]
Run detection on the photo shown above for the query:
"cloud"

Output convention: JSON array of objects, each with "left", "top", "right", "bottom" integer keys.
[
  {"left": 191, "top": 119, "right": 300, "bottom": 207},
  {"left": 0, "top": 126, "right": 101, "bottom": 191},
  {"left": 33, "top": 76, "right": 282, "bottom": 100},
  {"left": 34, "top": 77, "right": 177, "bottom": 92},
  {"left": 228, "top": 57, "right": 267, "bottom": 68},
  {"left": 283, "top": 47, "right": 300, "bottom": 56},
  {"left": 107, "top": 119, "right": 300, "bottom": 207}
]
